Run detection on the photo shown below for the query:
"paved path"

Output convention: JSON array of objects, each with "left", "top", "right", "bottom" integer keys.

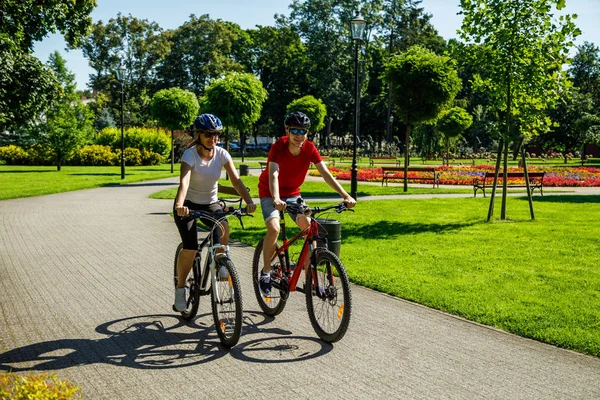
[{"left": 1, "top": 178, "right": 599, "bottom": 399}]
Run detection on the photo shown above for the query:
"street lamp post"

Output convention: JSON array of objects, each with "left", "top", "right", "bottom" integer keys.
[
  {"left": 350, "top": 11, "right": 366, "bottom": 200},
  {"left": 116, "top": 62, "right": 126, "bottom": 179}
]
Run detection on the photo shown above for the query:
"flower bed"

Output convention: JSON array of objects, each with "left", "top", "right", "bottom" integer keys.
[{"left": 313, "top": 165, "right": 600, "bottom": 187}]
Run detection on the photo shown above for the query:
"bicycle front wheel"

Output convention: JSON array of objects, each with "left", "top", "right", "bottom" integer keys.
[
  {"left": 252, "top": 239, "right": 287, "bottom": 316},
  {"left": 174, "top": 243, "right": 201, "bottom": 321},
  {"left": 211, "top": 257, "right": 243, "bottom": 348},
  {"left": 305, "top": 249, "right": 352, "bottom": 343}
]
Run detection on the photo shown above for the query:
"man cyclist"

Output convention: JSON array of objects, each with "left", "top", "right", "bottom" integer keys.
[
  {"left": 258, "top": 111, "right": 356, "bottom": 294},
  {"left": 173, "top": 113, "right": 256, "bottom": 311}
]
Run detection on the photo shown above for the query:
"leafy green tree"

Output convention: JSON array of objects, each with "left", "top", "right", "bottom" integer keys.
[
  {"left": 248, "top": 25, "right": 309, "bottom": 138},
  {"left": 29, "top": 52, "right": 93, "bottom": 170},
  {"left": 150, "top": 88, "right": 199, "bottom": 172},
  {"left": 201, "top": 72, "right": 268, "bottom": 160},
  {"left": 459, "top": 0, "right": 580, "bottom": 220},
  {"left": 0, "top": 1, "right": 96, "bottom": 131},
  {"left": 156, "top": 15, "right": 244, "bottom": 96},
  {"left": 384, "top": 45, "right": 461, "bottom": 190},
  {"left": 286, "top": 95, "right": 327, "bottom": 143},
  {"left": 543, "top": 87, "right": 600, "bottom": 162},
  {"left": 81, "top": 13, "right": 171, "bottom": 126},
  {"left": 0, "top": 36, "right": 60, "bottom": 131},
  {"left": 436, "top": 107, "right": 473, "bottom": 164},
  {"left": 0, "top": 0, "right": 96, "bottom": 51},
  {"left": 569, "top": 41, "right": 600, "bottom": 106}
]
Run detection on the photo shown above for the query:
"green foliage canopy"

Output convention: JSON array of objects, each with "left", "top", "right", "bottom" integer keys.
[
  {"left": 384, "top": 45, "right": 461, "bottom": 125},
  {"left": 286, "top": 95, "right": 327, "bottom": 132},
  {"left": 200, "top": 72, "right": 268, "bottom": 133},
  {"left": 437, "top": 107, "right": 473, "bottom": 139},
  {"left": 150, "top": 88, "right": 199, "bottom": 132}
]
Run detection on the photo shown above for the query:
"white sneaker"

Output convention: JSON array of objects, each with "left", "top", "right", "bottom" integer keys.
[{"left": 174, "top": 288, "right": 186, "bottom": 311}]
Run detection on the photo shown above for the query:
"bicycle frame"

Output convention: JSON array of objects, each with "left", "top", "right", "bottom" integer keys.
[{"left": 270, "top": 210, "right": 323, "bottom": 294}]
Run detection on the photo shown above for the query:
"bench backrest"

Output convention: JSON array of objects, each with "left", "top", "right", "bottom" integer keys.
[
  {"left": 382, "top": 166, "right": 436, "bottom": 172},
  {"left": 371, "top": 156, "right": 396, "bottom": 160},
  {"left": 218, "top": 184, "right": 241, "bottom": 196},
  {"left": 484, "top": 171, "right": 545, "bottom": 178}
]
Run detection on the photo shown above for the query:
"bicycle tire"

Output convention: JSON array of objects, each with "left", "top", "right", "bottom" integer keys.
[
  {"left": 252, "top": 239, "right": 287, "bottom": 316},
  {"left": 173, "top": 243, "right": 201, "bottom": 321},
  {"left": 305, "top": 249, "right": 352, "bottom": 343},
  {"left": 211, "top": 257, "right": 243, "bottom": 348}
]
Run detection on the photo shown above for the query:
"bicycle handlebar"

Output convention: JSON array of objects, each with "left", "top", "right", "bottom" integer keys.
[
  {"left": 187, "top": 207, "right": 253, "bottom": 229},
  {"left": 285, "top": 199, "right": 354, "bottom": 217}
]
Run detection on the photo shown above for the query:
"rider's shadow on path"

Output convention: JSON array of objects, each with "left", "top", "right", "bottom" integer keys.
[{"left": 0, "top": 311, "right": 332, "bottom": 371}]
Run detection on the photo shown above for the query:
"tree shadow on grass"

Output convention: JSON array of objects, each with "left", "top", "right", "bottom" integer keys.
[
  {"left": 341, "top": 219, "right": 477, "bottom": 239},
  {"left": 526, "top": 195, "right": 600, "bottom": 204},
  {"left": 0, "top": 169, "right": 55, "bottom": 173}
]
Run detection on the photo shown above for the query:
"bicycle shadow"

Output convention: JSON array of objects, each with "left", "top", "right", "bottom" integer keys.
[{"left": 0, "top": 311, "right": 330, "bottom": 371}]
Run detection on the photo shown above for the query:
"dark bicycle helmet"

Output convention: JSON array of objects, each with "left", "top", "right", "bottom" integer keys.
[
  {"left": 284, "top": 111, "right": 311, "bottom": 128},
  {"left": 194, "top": 113, "right": 223, "bottom": 131}
]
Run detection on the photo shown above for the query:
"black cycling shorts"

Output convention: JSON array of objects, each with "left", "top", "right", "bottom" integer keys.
[{"left": 173, "top": 200, "right": 224, "bottom": 250}]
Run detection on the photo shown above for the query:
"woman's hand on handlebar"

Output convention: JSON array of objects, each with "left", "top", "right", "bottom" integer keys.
[
  {"left": 342, "top": 195, "right": 356, "bottom": 209},
  {"left": 175, "top": 205, "right": 189, "bottom": 217}
]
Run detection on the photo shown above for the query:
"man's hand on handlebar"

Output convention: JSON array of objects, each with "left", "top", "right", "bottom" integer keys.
[
  {"left": 273, "top": 197, "right": 287, "bottom": 211},
  {"left": 342, "top": 195, "right": 356, "bottom": 209}
]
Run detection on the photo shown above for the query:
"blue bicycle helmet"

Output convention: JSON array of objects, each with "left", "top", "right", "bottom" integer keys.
[{"left": 194, "top": 114, "right": 223, "bottom": 131}]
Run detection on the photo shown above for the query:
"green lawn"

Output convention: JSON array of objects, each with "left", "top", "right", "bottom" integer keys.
[
  {"left": 207, "top": 195, "right": 600, "bottom": 357},
  {"left": 0, "top": 165, "right": 179, "bottom": 200}
]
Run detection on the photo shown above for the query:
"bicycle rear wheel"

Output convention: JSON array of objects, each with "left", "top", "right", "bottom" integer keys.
[
  {"left": 173, "top": 243, "right": 201, "bottom": 320},
  {"left": 305, "top": 249, "right": 352, "bottom": 343},
  {"left": 211, "top": 257, "right": 243, "bottom": 348},
  {"left": 252, "top": 239, "right": 287, "bottom": 316}
]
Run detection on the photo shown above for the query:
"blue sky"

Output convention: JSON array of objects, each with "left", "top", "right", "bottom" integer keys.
[{"left": 33, "top": 0, "right": 600, "bottom": 91}]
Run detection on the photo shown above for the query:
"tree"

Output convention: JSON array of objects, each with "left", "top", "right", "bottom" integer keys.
[
  {"left": 0, "top": 0, "right": 96, "bottom": 131},
  {"left": 29, "top": 52, "right": 93, "bottom": 170},
  {"left": 155, "top": 15, "right": 244, "bottom": 96},
  {"left": 436, "top": 107, "right": 473, "bottom": 165},
  {"left": 569, "top": 41, "right": 600, "bottom": 106},
  {"left": 286, "top": 95, "right": 327, "bottom": 143},
  {"left": 384, "top": 45, "right": 461, "bottom": 191},
  {"left": 0, "top": 36, "right": 60, "bottom": 131},
  {"left": 201, "top": 72, "right": 268, "bottom": 160},
  {"left": 150, "top": 88, "right": 199, "bottom": 172},
  {"left": 459, "top": 0, "right": 580, "bottom": 220},
  {"left": 81, "top": 13, "right": 171, "bottom": 126}
]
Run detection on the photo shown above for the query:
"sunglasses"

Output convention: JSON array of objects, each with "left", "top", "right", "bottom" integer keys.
[
  {"left": 289, "top": 128, "right": 308, "bottom": 136},
  {"left": 200, "top": 131, "right": 220, "bottom": 138}
]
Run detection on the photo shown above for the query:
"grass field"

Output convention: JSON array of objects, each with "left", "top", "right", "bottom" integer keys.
[{"left": 212, "top": 195, "right": 600, "bottom": 357}]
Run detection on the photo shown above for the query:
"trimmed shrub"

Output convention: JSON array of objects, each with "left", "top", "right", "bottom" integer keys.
[
  {"left": 0, "top": 372, "right": 82, "bottom": 399},
  {"left": 95, "top": 127, "right": 171, "bottom": 157},
  {"left": 72, "top": 145, "right": 118, "bottom": 166},
  {"left": 27, "top": 145, "right": 56, "bottom": 166},
  {"left": 0, "top": 145, "right": 29, "bottom": 165},
  {"left": 124, "top": 147, "right": 142, "bottom": 166},
  {"left": 141, "top": 149, "right": 164, "bottom": 166}
]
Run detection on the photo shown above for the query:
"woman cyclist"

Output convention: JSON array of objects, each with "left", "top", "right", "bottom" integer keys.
[
  {"left": 258, "top": 111, "right": 356, "bottom": 294},
  {"left": 173, "top": 113, "right": 256, "bottom": 312}
]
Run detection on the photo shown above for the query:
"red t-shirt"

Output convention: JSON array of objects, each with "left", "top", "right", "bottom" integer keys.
[{"left": 258, "top": 136, "right": 322, "bottom": 198}]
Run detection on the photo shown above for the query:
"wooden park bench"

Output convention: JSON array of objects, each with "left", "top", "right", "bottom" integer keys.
[
  {"left": 381, "top": 166, "right": 440, "bottom": 188},
  {"left": 473, "top": 171, "right": 546, "bottom": 197},
  {"left": 259, "top": 161, "right": 268, "bottom": 171},
  {"left": 217, "top": 184, "right": 248, "bottom": 208},
  {"left": 370, "top": 156, "right": 400, "bottom": 167}
]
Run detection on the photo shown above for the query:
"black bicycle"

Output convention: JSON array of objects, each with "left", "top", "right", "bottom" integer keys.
[{"left": 174, "top": 207, "right": 251, "bottom": 348}]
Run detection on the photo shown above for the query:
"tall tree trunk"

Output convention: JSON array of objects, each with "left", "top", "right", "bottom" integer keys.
[
  {"left": 486, "top": 138, "right": 504, "bottom": 222},
  {"left": 522, "top": 146, "right": 535, "bottom": 220},
  {"left": 403, "top": 124, "right": 412, "bottom": 192},
  {"left": 500, "top": 140, "right": 509, "bottom": 220}
]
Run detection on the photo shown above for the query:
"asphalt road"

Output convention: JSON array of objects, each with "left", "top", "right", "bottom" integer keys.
[{"left": 1, "top": 177, "right": 599, "bottom": 399}]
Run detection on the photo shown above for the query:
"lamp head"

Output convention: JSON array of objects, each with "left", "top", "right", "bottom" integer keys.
[{"left": 350, "top": 11, "right": 366, "bottom": 41}]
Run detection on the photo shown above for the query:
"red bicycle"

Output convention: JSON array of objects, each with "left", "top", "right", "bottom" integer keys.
[{"left": 252, "top": 200, "right": 353, "bottom": 343}]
